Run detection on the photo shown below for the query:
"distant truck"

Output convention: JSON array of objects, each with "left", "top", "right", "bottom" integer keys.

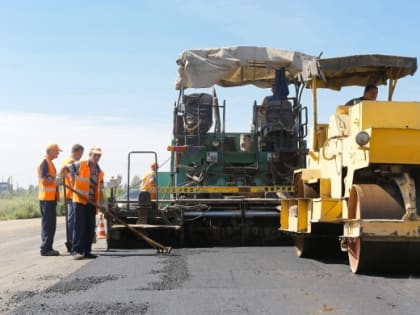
[{"left": 0, "top": 177, "right": 13, "bottom": 193}]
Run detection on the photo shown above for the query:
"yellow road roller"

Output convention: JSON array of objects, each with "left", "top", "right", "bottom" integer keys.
[{"left": 280, "top": 54, "right": 420, "bottom": 273}]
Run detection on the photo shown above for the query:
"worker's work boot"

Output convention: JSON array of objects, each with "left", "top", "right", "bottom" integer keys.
[
  {"left": 65, "top": 242, "right": 72, "bottom": 253},
  {"left": 72, "top": 253, "right": 84, "bottom": 260},
  {"left": 41, "top": 249, "right": 60, "bottom": 256}
]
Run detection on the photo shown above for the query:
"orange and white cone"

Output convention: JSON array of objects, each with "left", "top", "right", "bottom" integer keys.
[{"left": 96, "top": 213, "right": 107, "bottom": 239}]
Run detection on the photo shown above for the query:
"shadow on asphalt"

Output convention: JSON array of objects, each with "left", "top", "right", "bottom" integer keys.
[{"left": 98, "top": 250, "right": 180, "bottom": 258}]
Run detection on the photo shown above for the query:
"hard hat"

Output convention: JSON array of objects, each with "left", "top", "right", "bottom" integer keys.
[
  {"left": 89, "top": 147, "right": 102, "bottom": 155},
  {"left": 46, "top": 144, "right": 62, "bottom": 153}
]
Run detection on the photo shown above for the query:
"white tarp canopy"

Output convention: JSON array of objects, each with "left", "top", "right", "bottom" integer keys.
[
  {"left": 300, "top": 54, "right": 418, "bottom": 90},
  {"left": 175, "top": 46, "right": 317, "bottom": 90}
]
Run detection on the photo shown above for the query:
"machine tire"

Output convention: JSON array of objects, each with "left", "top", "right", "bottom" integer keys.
[{"left": 347, "top": 184, "right": 405, "bottom": 273}]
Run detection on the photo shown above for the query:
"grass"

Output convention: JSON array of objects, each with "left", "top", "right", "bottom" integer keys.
[
  {"left": 0, "top": 191, "right": 66, "bottom": 221},
  {"left": 0, "top": 187, "right": 116, "bottom": 221}
]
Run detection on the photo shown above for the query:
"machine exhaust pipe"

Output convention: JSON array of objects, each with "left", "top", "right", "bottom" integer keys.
[{"left": 212, "top": 87, "right": 221, "bottom": 134}]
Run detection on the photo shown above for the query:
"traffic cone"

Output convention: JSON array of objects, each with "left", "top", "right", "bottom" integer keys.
[{"left": 97, "top": 213, "right": 106, "bottom": 239}]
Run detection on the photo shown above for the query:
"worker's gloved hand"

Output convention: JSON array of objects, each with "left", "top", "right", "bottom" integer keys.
[{"left": 55, "top": 175, "right": 64, "bottom": 185}]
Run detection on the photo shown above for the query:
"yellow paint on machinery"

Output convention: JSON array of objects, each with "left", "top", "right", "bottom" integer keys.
[
  {"left": 343, "top": 219, "right": 420, "bottom": 240},
  {"left": 357, "top": 101, "right": 420, "bottom": 130},
  {"left": 281, "top": 198, "right": 343, "bottom": 233},
  {"left": 368, "top": 128, "right": 420, "bottom": 164},
  {"left": 349, "top": 101, "right": 420, "bottom": 165},
  {"left": 159, "top": 185, "right": 293, "bottom": 194},
  {"left": 281, "top": 199, "right": 309, "bottom": 232}
]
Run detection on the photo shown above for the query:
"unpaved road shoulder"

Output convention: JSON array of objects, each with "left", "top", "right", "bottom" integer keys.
[{"left": 0, "top": 218, "right": 105, "bottom": 313}]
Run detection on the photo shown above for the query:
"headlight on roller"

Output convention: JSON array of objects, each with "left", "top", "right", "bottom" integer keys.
[{"left": 355, "top": 131, "right": 370, "bottom": 146}]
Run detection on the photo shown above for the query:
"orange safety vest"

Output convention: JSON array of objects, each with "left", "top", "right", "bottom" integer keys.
[
  {"left": 37, "top": 157, "right": 59, "bottom": 201},
  {"left": 72, "top": 160, "right": 104, "bottom": 205},
  {"left": 61, "top": 156, "right": 75, "bottom": 200},
  {"left": 141, "top": 170, "right": 157, "bottom": 199}
]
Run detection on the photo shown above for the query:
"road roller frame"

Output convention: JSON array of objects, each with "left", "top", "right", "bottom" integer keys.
[
  {"left": 280, "top": 54, "right": 420, "bottom": 273},
  {"left": 342, "top": 219, "right": 420, "bottom": 241}
]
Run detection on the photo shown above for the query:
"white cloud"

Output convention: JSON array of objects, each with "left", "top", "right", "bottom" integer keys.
[{"left": 0, "top": 112, "right": 172, "bottom": 189}]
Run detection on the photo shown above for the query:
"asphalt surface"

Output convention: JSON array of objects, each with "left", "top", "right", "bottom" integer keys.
[{"left": 2, "top": 218, "right": 420, "bottom": 314}]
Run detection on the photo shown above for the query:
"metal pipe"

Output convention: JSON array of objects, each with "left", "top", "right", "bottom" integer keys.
[
  {"left": 183, "top": 210, "right": 279, "bottom": 218},
  {"left": 212, "top": 87, "right": 221, "bottom": 134},
  {"left": 165, "top": 198, "right": 280, "bottom": 204},
  {"left": 311, "top": 77, "right": 318, "bottom": 150}
]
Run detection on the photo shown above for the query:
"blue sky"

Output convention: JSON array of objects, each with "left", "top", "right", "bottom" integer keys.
[{"left": 1, "top": 0, "right": 420, "bottom": 188}]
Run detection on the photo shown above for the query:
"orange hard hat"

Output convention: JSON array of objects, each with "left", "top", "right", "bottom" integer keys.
[{"left": 46, "top": 143, "right": 62, "bottom": 153}]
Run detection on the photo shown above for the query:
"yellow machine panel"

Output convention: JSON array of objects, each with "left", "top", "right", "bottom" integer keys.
[
  {"left": 368, "top": 128, "right": 420, "bottom": 164},
  {"left": 280, "top": 199, "right": 310, "bottom": 233},
  {"left": 358, "top": 101, "right": 420, "bottom": 131},
  {"left": 312, "top": 199, "right": 342, "bottom": 222}
]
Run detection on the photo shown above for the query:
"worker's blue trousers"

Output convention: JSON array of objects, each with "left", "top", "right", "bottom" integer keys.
[
  {"left": 72, "top": 202, "right": 96, "bottom": 255},
  {"left": 40, "top": 200, "right": 57, "bottom": 254}
]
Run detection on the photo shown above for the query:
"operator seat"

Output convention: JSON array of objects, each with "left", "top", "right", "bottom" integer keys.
[
  {"left": 264, "top": 100, "right": 294, "bottom": 133},
  {"left": 260, "top": 100, "right": 297, "bottom": 152}
]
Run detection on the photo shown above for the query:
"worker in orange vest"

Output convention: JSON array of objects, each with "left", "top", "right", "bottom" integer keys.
[
  {"left": 140, "top": 162, "right": 158, "bottom": 200},
  {"left": 37, "top": 143, "right": 62, "bottom": 256},
  {"left": 60, "top": 144, "right": 84, "bottom": 252},
  {"left": 66, "top": 147, "right": 104, "bottom": 260}
]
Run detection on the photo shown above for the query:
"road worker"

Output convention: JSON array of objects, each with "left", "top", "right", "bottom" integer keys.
[
  {"left": 60, "top": 144, "right": 84, "bottom": 252},
  {"left": 38, "top": 143, "right": 62, "bottom": 256},
  {"left": 66, "top": 147, "right": 104, "bottom": 260},
  {"left": 140, "top": 162, "right": 158, "bottom": 200}
]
